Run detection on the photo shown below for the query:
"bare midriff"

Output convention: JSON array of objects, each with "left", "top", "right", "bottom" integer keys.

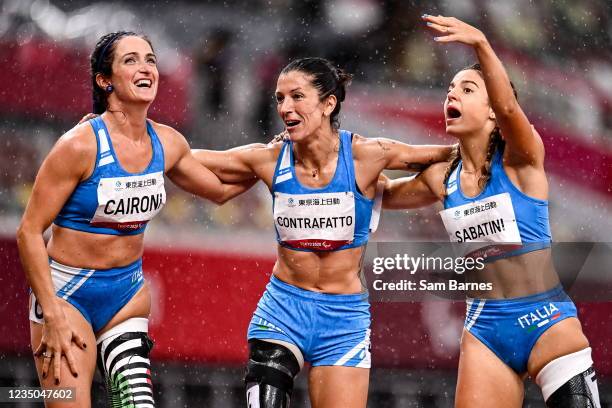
[
  {"left": 47, "top": 224, "right": 144, "bottom": 269},
  {"left": 465, "top": 248, "right": 559, "bottom": 299},
  {"left": 273, "top": 245, "right": 366, "bottom": 294}
]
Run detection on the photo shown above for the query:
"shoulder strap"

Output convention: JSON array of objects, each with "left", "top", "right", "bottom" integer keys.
[
  {"left": 445, "top": 162, "right": 460, "bottom": 195},
  {"left": 339, "top": 130, "right": 356, "bottom": 188},
  {"left": 145, "top": 120, "right": 165, "bottom": 172},
  {"left": 272, "top": 140, "right": 293, "bottom": 186},
  {"left": 90, "top": 117, "right": 115, "bottom": 168}
]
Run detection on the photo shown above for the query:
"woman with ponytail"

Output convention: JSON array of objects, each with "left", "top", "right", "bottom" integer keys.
[
  {"left": 383, "top": 16, "right": 599, "bottom": 408},
  {"left": 17, "top": 31, "right": 253, "bottom": 407},
  {"left": 194, "top": 57, "right": 451, "bottom": 407}
]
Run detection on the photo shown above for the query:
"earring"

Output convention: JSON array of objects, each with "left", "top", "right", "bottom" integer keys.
[{"left": 105, "top": 84, "right": 114, "bottom": 93}]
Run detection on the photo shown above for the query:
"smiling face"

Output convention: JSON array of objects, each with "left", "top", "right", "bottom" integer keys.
[
  {"left": 444, "top": 69, "right": 496, "bottom": 138},
  {"left": 97, "top": 36, "right": 158, "bottom": 107},
  {"left": 275, "top": 70, "right": 336, "bottom": 141}
]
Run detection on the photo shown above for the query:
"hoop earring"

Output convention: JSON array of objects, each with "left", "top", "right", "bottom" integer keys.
[{"left": 105, "top": 84, "right": 114, "bottom": 93}]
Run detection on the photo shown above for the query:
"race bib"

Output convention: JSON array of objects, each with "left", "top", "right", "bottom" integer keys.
[
  {"left": 439, "top": 192, "right": 521, "bottom": 244},
  {"left": 274, "top": 191, "right": 355, "bottom": 250},
  {"left": 91, "top": 171, "right": 166, "bottom": 231}
]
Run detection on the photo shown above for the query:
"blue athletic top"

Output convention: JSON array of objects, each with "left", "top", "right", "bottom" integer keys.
[
  {"left": 440, "top": 147, "right": 551, "bottom": 260},
  {"left": 54, "top": 117, "right": 166, "bottom": 235},
  {"left": 271, "top": 130, "right": 374, "bottom": 251}
]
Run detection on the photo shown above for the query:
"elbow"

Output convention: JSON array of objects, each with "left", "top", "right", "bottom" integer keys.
[
  {"left": 496, "top": 100, "right": 519, "bottom": 119},
  {"left": 211, "top": 188, "right": 230, "bottom": 205},
  {"left": 212, "top": 196, "right": 228, "bottom": 205},
  {"left": 16, "top": 221, "right": 31, "bottom": 249}
]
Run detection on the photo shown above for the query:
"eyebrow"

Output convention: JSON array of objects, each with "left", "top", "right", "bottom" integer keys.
[
  {"left": 120, "top": 52, "right": 157, "bottom": 58},
  {"left": 449, "top": 80, "right": 480, "bottom": 88},
  {"left": 275, "top": 88, "right": 303, "bottom": 94}
]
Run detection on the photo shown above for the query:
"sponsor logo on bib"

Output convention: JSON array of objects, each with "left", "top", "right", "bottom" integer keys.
[
  {"left": 274, "top": 191, "right": 355, "bottom": 250},
  {"left": 91, "top": 171, "right": 166, "bottom": 231},
  {"left": 439, "top": 193, "right": 522, "bottom": 258}
]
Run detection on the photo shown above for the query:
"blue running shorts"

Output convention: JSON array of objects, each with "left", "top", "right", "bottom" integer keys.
[
  {"left": 29, "top": 258, "right": 144, "bottom": 333},
  {"left": 248, "top": 275, "right": 371, "bottom": 368},
  {"left": 465, "top": 284, "right": 578, "bottom": 373}
]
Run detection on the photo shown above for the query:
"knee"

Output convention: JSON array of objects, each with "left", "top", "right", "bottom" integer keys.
[
  {"left": 245, "top": 340, "right": 302, "bottom": 408},
  {"left": 97, "top": 318, "right": 156, "bottom": 407},
  {"left": 536, "top": 347, "right": 601, "bottom": 407}
]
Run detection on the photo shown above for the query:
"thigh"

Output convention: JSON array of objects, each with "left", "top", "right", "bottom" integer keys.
[
  {"left": 527, "top": 317, "right": 589, "bottom": 378},
  {"left": 455, "top": 330, "right": 524, "bottom": 408},
  {"left": 97, "top": 281, "right": 151, "bottom": 335},
  {"left": 308, "top": 366, "right": 369, "bottom": 408},
  {"left": 30, "top": 299, "right": 97, "bottom": 408}
]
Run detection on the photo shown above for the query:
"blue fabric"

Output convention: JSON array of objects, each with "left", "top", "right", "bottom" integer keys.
[
  {"left": 465, "top": 285, "right": 577, "bottom": 373},
  {"left": 52, "top": 258, "right": 144, "bottom": 333},
  {"left": 443, "top": 148, "right": 551, "bottom": 258},
  {"left": 271, "top": 130, "right": 373, "bottom": 251},
  {"left": 54, "top": 117, "right": 165, "bottom": 235},
  {"left": 248, "top": 275, "right": 371, "bottom": 367}
]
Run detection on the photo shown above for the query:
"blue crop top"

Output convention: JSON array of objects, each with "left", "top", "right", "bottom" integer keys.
[
  {"left": 54, "top": 117, "right": 166, "bottom": 235},
  {"left": 271, "top": 130, "right": 374, "bottom": 251},
  {"left": 440, "top": 148, "right": 551, "bottom": 260}
]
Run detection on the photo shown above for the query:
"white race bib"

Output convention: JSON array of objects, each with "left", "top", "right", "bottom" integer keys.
[
  {"left": 274, "top": 191, "right": 355, "bottom": 250},
  {"left": 91, "top": 171, "right": 166, "bottom": 231},
  {"left": 439, "top": 192, "right": 521, "bottom": 245}
]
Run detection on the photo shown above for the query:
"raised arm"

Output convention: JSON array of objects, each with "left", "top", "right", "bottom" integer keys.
[
  {"left": 17, "top": 127, "right": 90, "bottom": 384},
  {"left": 423, "top": 14, "right": 544, "bottom": 167}
]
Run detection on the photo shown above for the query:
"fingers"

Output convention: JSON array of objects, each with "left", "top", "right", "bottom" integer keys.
[
  {"left": 421, "top": 14, "right": 448, "bottom": 24},
  {"left": 422, "top": 14, "right": 455, "bottom": 41},
  {"left": 425, "top": 21, "right": 455, "bottom": 35},
  {"left": 64, "top": 349, "right": 79, "bottom": 379},
  {"left": 72, "top": 333, "right": 87, "bottom": 351},
  {"left": 33, "top": 342, "right": 45, "bottom": 358},
  {"left": 53, "top": 350, "right": 62, "bottom": 385},
  {"left": 41, "top": 353, "right": 52, "bottom": 380},
  {"left": 78, "top": 113, "right": 98, "bottom": 124},
  {"left": 421, "top": 14, "right": 477, "bottom": 44},
  {"left": 38, "top": 345, "right": 82, "bottom": 383}
]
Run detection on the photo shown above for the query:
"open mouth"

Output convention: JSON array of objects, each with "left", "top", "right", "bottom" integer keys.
[
  {"left": 135, "top": 79, "right": 152, "bottom": 88},
  {"left": 446, "top": 106, "right": 462, "bottom": 120},
  {"left": 285, "top": 119, "right": 301, "bottom": 129}
]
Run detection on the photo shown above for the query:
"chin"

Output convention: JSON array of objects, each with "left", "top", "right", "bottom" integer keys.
[
  {"left": 287, "top": 129, "right": 307, "bottom": 142},
  {"left": 445, "top": 125, "right": 462, "bottom": 138}
]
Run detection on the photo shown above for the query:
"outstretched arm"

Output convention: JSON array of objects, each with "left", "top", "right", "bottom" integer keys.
[
  {"left": 169, "top": 149, "right": 259, "bottom": 204},
  {"left": 382, "top": 162, "right": 446, "bottom": 210},
  {"left": 154, "top": 124, "right": 260, "bottom": 204},
  {"left": 192, "top": 143, "right": 266, "bottom": 183},
  {"left": 423, "top": 14, "right": 544, "bottom": 167},
  {"left": 354, "top": 135, "right": 453, "bottom": 172}
]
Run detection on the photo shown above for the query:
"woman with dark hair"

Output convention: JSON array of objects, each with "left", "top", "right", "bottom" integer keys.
[
  {"left": 17, "top": 31, "right": 252, "bottom": 407},
  {"left": 383, "top": 16, "right": 600, "bottom": 407},
  {"left": 194, "top": 57, "right": 451, "bottom": 407}
]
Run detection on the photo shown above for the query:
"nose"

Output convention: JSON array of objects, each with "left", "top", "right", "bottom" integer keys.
[
  {"left": 447, "top": 88, "right": 459, "bottom": 103},
  {"left": 278, "top": 97, "right": 294, "bottom": 116},
  {"left": 138, "top": 61, "right": 153, "bottom": 74}
]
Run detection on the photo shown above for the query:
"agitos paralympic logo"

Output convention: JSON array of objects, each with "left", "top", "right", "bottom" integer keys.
[{"left": 517, "top": 303, "right": 562, "bottom": 333}]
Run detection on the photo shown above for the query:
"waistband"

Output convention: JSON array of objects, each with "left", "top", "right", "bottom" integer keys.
[
  {"left": 269, "top": 274, "right": 368, "bottom": 304},
  {"left": 479, "top": 241, "right": 552, "bottom": 263},
  {"left": 49, "top": 257, "right": 143, "bottom": 276},
  {"left": 467, "top": 284, "right": 571, "bottom": 309}
]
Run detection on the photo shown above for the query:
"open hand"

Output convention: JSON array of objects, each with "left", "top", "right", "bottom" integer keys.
[
  {"left": 78, "top": 113, "right": 98, "bottom": 125},
  {"left": 422, "top": 14, "right": 487, "bottom": 47},
  {"left": 34, "top": 314, "right": 86, "bottom": 385},
  {"left": 269, "top": 130, "right": 289, "bottom": 144}
]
